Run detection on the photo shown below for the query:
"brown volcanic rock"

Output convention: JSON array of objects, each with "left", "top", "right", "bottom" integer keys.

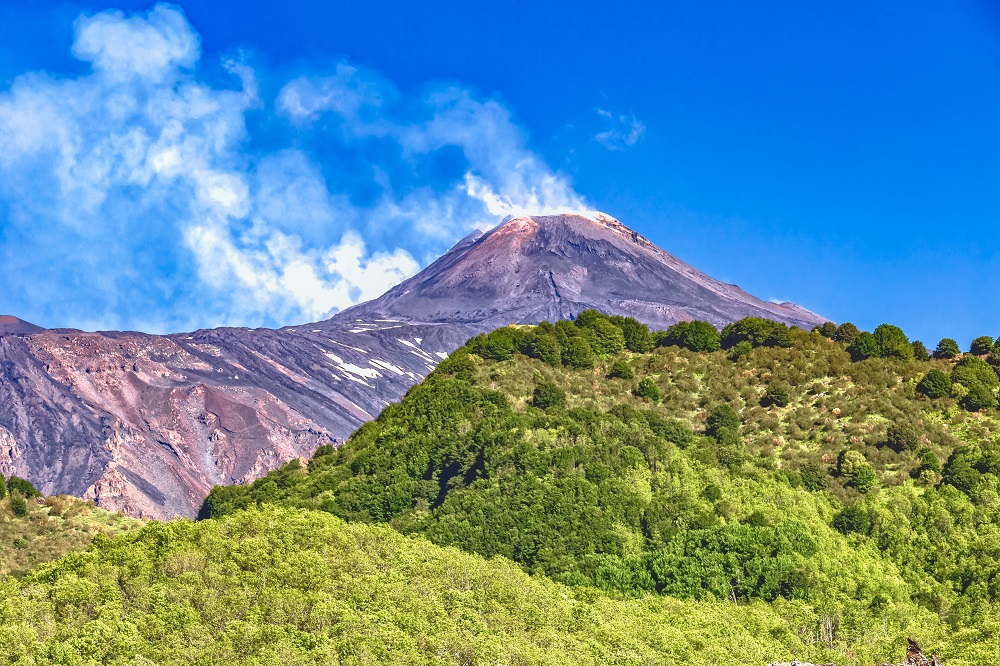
[
  {"left": 0, "top": 212, "right": 824, "bottom": 518},
  {"left": 340, "top": 212, "right": 826, "bottom": 330}
]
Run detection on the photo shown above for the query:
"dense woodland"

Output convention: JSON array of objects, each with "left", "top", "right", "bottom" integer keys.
[{"left": 4, "top": 312, "right": 1000, "bottom": 664}]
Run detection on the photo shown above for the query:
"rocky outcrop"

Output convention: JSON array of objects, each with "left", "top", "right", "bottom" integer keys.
[{"left": 0, "top": 211, "right": 825, "bottom": 518}]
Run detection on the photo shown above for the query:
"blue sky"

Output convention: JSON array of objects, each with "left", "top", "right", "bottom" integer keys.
[{"left": 0, "top": 1, "right": 998, "bottom": 346}]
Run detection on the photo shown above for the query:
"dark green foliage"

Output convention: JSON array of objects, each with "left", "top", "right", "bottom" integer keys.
[
  {"left": 0, "top": 475, "right": 5, "bottom": 500},
  {"left": 884, "top": 423, "right": 919, "bottom": 453},
  {"left": 531, "top": 382, "right": 566, "bottom": 410},
  {"left": 918, "top": 448, "right": 942, "bottom": 474},
  {"left": 989, "top": 346, "right": 1000, "bottom": 370},
  {"left": 872, "top": 324, "right": 913, "bottom": 360},
  {"left": 610, "top": 316, "right": 655, "bottom": 353},
  {"left": 760, "top": 385, "right": 789, "bottom": 408},
  {"left": 911, "top": 340, "right": 929, "bottom": 360},
  {"left": 660, "top": 320, "right": 722, "bottom": 353},
  {"left": 720, "top": 317, "right": 791, "bottom": 350},
  {"left": 917, "top": 369, "right": 952, "bottom": 399},
  {"left": 952, "top": 355, "right": 1000, "bottom": 412},
  {"left": 934, "top": 338, "right": 960, "bottom": 359},
  {"left": 729, "top": 341, "right": 753, "bottom": 360},
  {"left": 799, "top": 462, "right": 826, "bottom": 491},
  {"left": 815, "top": 322, "right": 837, "bottom": 338},
  {"left": 577, "top": 315, "right": 626, "bottom": 357},
  {"left": 942, "top": 447, "right": 983, "bottom": 495},
  {"left": 7, "top": 476, "right": 40, "bottom": 498},
  {"left": 847, "top": 332, "right": 879, "bottom": 360},
  {"left": 971, "top": 335, "right": 995, "bottom": 356},
  {"left": 561, "top": 336, "right": 595, "bottom": 369},
  {"left": 851, "top": 463, "right": 877, "bottom": 493},
  {"left": 523, "top": 331, "right": 562, "bottom": 367},
  {"left": 467, "top": 330, "right": 516, "bottom": 361},
  {"left": 10, "top": 492, "right": 27, "bottom": 517},
  {"left": 634, "top": 377, "right": 660, "bottom": 402},
  {"left": 833, "top": 505, "right": 871, "bottom": 535},
  {"left": 834, "top": 322, "right": 860, "bottom": 344},
  {"left": 607, "top": 360, "right": 635, "bottom": 379},
  {"left": 705, "top": 404, "right": 740, "bottom": 439}
]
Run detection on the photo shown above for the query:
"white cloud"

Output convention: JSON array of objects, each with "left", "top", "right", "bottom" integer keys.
[
  {"left": 595, "top": 108, "right": 646, "bottom": 150},
  {"left": 0, "top": 3, "right": 587, "bottom": 332}
]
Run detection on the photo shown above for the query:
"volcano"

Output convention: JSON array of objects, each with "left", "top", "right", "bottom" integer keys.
[{"left": 0, "top": 212, "right": 826, "bottom": 518}]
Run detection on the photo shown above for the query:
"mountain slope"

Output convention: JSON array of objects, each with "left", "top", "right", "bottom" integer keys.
[
  {"left": 341, "top": 212, "right": 825, "bottom": 330},
  {"left": 0, "top": 212, "right": 825, "bottom": 518}
]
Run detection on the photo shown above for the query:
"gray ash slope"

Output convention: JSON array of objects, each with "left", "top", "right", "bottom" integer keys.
[{"left": 0, "top": 211, "right": 824, "bottom": 518}]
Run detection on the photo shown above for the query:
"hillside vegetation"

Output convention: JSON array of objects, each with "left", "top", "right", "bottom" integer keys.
[
  {"left": 202, "top": 312, "right": 1000, "bottom": 664},
  {"left": 0, "top": 476, "right": 141, "bottom": 578}
]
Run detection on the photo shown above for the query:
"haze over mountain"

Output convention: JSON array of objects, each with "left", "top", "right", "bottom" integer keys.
[{"left": 0, "top": 212, "right": 825, "bottom": 518}]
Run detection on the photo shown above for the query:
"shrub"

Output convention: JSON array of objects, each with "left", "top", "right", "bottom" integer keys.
[
  {"left": 852, "top": 463, "right": 878, "bottom": 493},
  {"left": 833, "top": 505, "right": 871, "bottom": 534},
  {"left": 0, "top": 475, "right": 5, "bottom": 500},
  {"left": 9, "top": 492, "right": 27, "bottom": 517},
  {"left": 531, "top": 382, "right": 566, "bottom": 410},
  {"left": 729, "top": 341, "right": 753, "bottom": 360},
  {"left": 918, "top": 449, "right": 942, "bottom": 474},
  {"left": 607, "top": 360, "right": 634, "bottom": 380},
  {"left": 917, "top": 369, "right": 952, "bottom": 399},
  {"left": 838, "top": 450, "right": 866, "bottom": 477},
  {"left": 834, "top": 322, "right": 860, "bottom": 344},
  {"left": 760, "top": 385, "right": 790, "bottom": 408},
  {"left": 884, "top": 423, "right": 919, "bottom": 453},
  {"left": 706, "top": 404, "right": 740, "bottom": 438},
  {"left": 961, "top": 383, "right": 998, "bottom": 412},
  {"left": 633, "top": 378, "right": 660, "bottom": 402},
  {"left": 971, "top": 336, "right": 995, "bottom": 356},
  {"left": 934, "top": 338, "right": 960, "bottom": 359}
]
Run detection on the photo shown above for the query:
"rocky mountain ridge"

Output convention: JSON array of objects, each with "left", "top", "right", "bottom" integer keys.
[{"left": 0, "top": 212, "right": 826, "bottom": 518}]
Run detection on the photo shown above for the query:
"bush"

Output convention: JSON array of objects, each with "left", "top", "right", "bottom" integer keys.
[
  {"left": 917, "top": 370, "right": 952, "bottom": 399},
  {"left": 834, "top": 322, "right": 860, "bottom": 344},
  {"left": 918, "top": 449, "right": 942, "bottom": 474},
  {"left": 0, "top": 475, "right": 5, "bottom": 500},
  {"left": 970, "top": 336, "right": 995, "bottom": 356},
  {"left": 833, "top": 505, "right": 871, "bottom": 535},
  {"left": 531, "top": 382, "right": 567, "bottom": 410},
  {"left": 6, "top": 476, "right": 40, "bottom": 498},
  {"left": 838, "top": 450, "right": 866, "bottom": 477},
  {"left": 706, "top": 404, "right": 740, "bottom": 438},
  {"left": 852, "top": 463, "right": 878, "bottom": 493},
  {"left": 633, "top": 378, "right": 660, "bottom": 402},
  {"left": 607, "top": 360, "right": 634, "bottom": 380},
  {"left": 760, "top": 385, "right": 790, "bottom": 408},
  {"left": 729, "top": 341, "right": 753, "bottom": 360},
  {"left": 961, "top": 383, "right": 998, "bottom": 412},
  {"left": 934, "top": 338, "right": 960, "bottom": 359},
  {"left": 884, "top": 423, "right": 919, "bottom": 453},
  {"left": 9, "top": 492, "right": 27, "bottom": 517}
]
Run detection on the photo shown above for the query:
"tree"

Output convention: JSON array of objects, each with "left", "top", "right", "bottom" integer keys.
[
  {"left": 934, "top": 338, "right": 960, "bottom": 359},
  {"left": 524, "top": 332, "right": 562, "bottom": 367},
  {"left": 0, "top": 475, "right": 5, "bottom": 500},
  {"left": 833, "top": 505, "right": 871, "bottom": 534},
  {"left": 706, "top": 404, "right": 740, "bottom": 438},
  {"left": 468, "top": 331, "right": 515, "bottom": 361},
  {"left": 531, "top": 382, "right": 566, "bottom": 410},
  {"left": 911, "top": 340, "right": 929, "bottom": 360},
  {"left": 607, "top": 360, "right": 634, "bottom": 379},
  {"left": 961, "top": 383, "right": 998, "bottom": 412},
  {"left": 815, "top": 322, "right": 837, "bottom": 338},
  {"left": 834, "top": 322, "right": 860, "bottom": 344},
  {"left": 760, "top": 385, "right": 790, "bottom": 408},
  {"left": 609, "top": 316, "right": 654, "bottom": 353},
  {"left": 6, "top": 476, "right": 40, "bottom": 498},
  {"left": 917, "top": 369, "right": 952, "bottom": 399},
  {"left": 683, "top": 321, "right": 721, "bottom": 352},
  {"left": 561, "top": 336, "right": 595, "bottom": 369},
  {"left": 799, "top": 462, "right": 826, "bottom": 491},
  {"left": 988, "top": 346, "right": 1000, "bottom": 371},
  {"left": 847, "top": 332, "right": 879, "bottom": 361},
  {"left": 872, "top": 324, "right": 913, "bottom": 360},
  {"left": 720, "top": 317, "right": 791, "bottom": 349},
  {"left": 952, "top": 356, "right": 999, "bottom": 394},
  {"left": 633, "top": 377, "right": 660, "bottom": 402},
  {"left": 838, "top": 450, "right": 866, "bottom": 477},
  {"left": 971, "top": 336, "right": 995, "bottom": 356},
  {"left": 918, "top": 448, "right": 942, "bottom": 474},
  {"left": 583, "top": 320, "right": 626, "bottom": 357},
  {"left": 729, "top": 340, "right": 753, "bottom": 360},
  {"left": 852, "top": 463, "right": 878, "bottom": 493}
]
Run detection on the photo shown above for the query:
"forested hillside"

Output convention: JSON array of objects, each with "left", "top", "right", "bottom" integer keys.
[{"left": 202, "top": 312, "right": 1000, "bottom": 664}]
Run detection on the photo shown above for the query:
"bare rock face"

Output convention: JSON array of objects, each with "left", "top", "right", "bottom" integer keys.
[{"left": 0, "top": 212, "right": 825, "bottom": 518}]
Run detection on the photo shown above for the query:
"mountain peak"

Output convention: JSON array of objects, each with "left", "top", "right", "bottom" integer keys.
[
  {"left": 338, "top": 212, "right": 826, "bottom": 331},
  {"left": 0, "top": 315, "right": 44, "bottom": 336}
]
